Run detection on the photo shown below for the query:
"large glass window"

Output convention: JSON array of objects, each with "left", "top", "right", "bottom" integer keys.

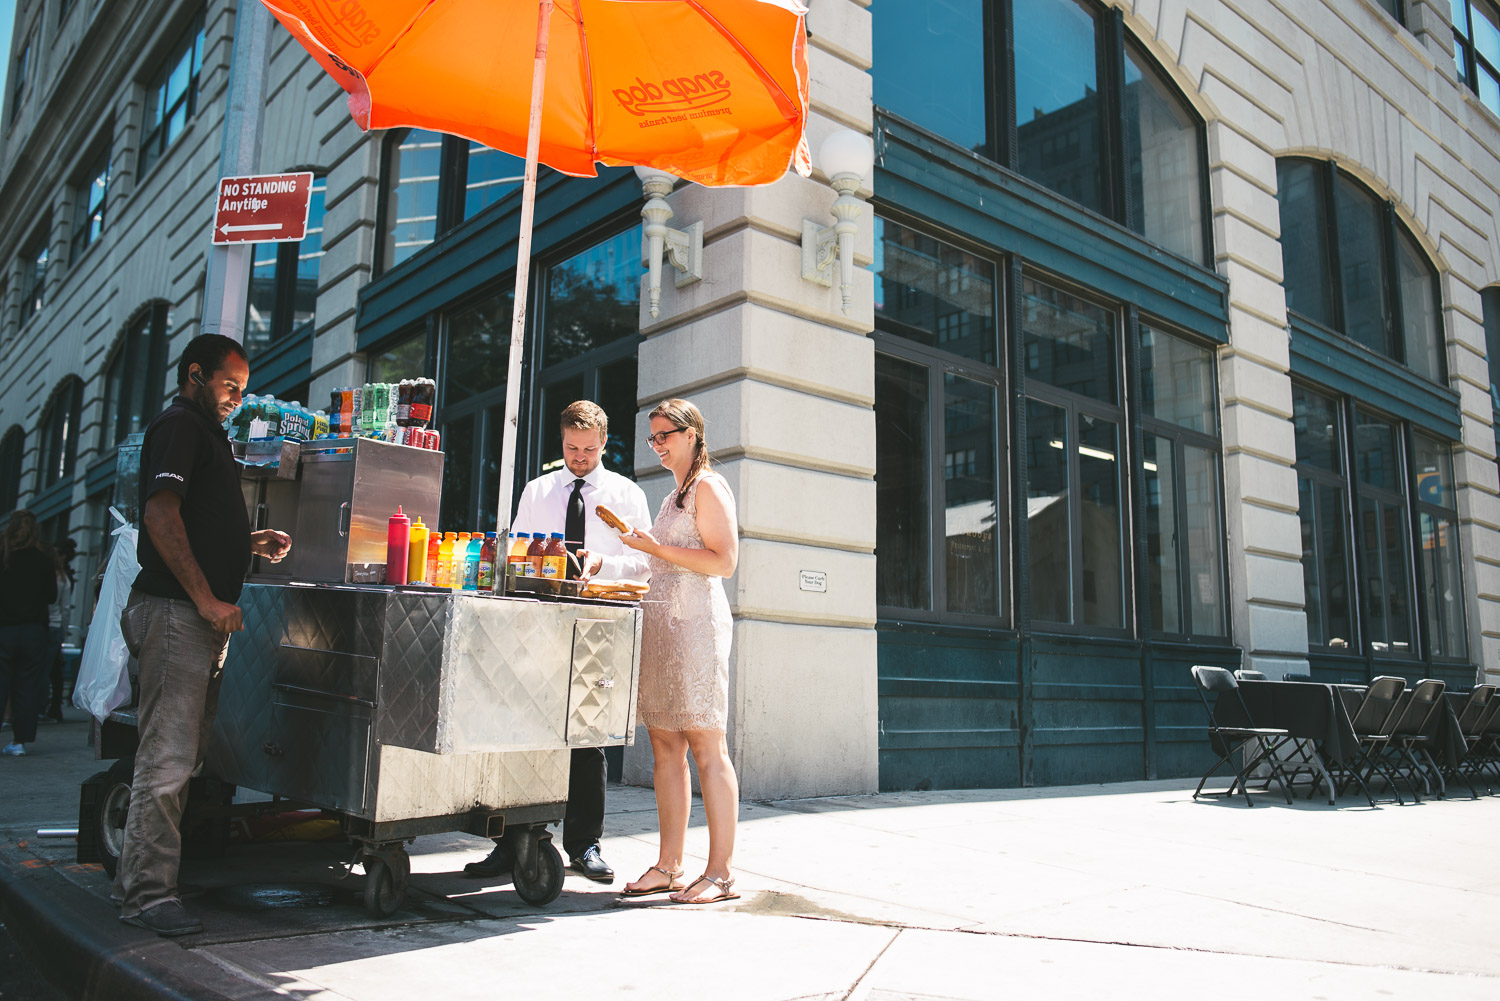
[
  {"left": 1294, "top": 385, "right": 1354, "bottom": 651},
  {"left": 101, "top": 304, "right": 170, "bottom": 448},
  {"left": 0, "top": 427, "right": 22, "bottom": 513},
  {"left": 871, "top": 0, "right": 1209, "bottom": 265},
  {"left": 1353, "top": 411, "right": 1415, "bottom": 658},
  {"left": 72, "top": 150, "right": 110, "bottom": 261},
  {"left": 870, "top": 0, "right": 986, "bottom": 155},
  {"left": 438, "top": 289, "right": 514, "bottom": 533},
  {"left": 1412, "top": 434, "right": 1467, "bottom": 659},
  {"left": 38, "top": 379, "right": 83, "bottom": 489},
  {"left": 1022, "top": 275, "right": 1124, "bottom": 629},
  {"left": 534, "top": 226, "right": 643, "bottom": 478},
  {"left": 873, "top": 219, "right": 1005, "bottom": 622},
  {"left": 246, "top": 175, "right": 326, "bottom": 356},
  {"left": 19, "top": 229, "right": 49, "bottom": 320},
  {"left": 1276, "top": 158, "right": 1444, "bottom": 383},
  {"left": 1451, "top": 1, "right": 1500, "bottom": 116},
  {"left": 1123, "top": 41, "right": 1205, "bottom": 263},
  {"left": 1138, "top": 325, "right": 1224, "bottom": 636},
  {"left": 378, "top": 130, "right": 525, "bottom": 272},
  {"left": 139, "top": 15, "right": 205, "bottom": 177}
]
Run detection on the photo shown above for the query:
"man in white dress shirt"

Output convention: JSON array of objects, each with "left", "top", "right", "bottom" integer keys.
[{"left": 463, "top": 400, "right": 650, "bottom": 885}]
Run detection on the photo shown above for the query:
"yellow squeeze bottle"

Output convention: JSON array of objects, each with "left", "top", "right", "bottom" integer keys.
[
  {"left": 406, "top": 517, "right": 430, "bottom": 584},
  {"left": 437, "top": 532, "right": 456, "bottom": 588}
]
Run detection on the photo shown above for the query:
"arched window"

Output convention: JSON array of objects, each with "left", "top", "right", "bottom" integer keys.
[
  {"left": 0, "top": 426, "right": 23, "bottom": 512},
  {"left": 100, "top": 303, "right": 169, "bottom": 448},
  {"left": 871, "top": 0, "right": 1208, "bottom": 263},
  {"left": 1275, "top": 158, "right": 1444, "bottom": 383},
  {"left": 38, "top": 378, "right": 83, "bottom": 489},
  {"left": 377, "top": 129, "right": 525, "bottom": 273}
]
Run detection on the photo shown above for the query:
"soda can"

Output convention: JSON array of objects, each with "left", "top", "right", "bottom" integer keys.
[{"left": 425, "top": 429, "right": 441, "bottom": 451}]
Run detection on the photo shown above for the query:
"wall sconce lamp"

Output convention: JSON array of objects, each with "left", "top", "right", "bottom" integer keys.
[
  {"left": 802, "top": 129, "right": 875, "bottom": 316},
  {"left": 635, "top": 165, "right": 703, "bottom": 318}
]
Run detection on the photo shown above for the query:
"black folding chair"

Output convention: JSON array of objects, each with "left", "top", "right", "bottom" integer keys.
[
  {"left": 1383, "top": 680, "right": 1446, "bottom": 801},
  {"left": 1460, "top": 694, "right": 1500, "bottom": 790},
  {"left": 1283, "top": 672, "right": 1312, "bottom": 682},
  {"left": 1328, "top": 676, "right": 1405, "bottom": 806},
  {"left": 1234, "top": 669, "right": 1267, "bottom": 681},
  {"left": 1190, "top": 666, "right": 1295, "bottom": 807},
  {"left": 1445, "top": 685, "right": 1494, "bottom": 798}
]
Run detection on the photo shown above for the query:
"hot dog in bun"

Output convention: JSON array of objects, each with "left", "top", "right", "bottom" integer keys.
[{"left": 595, "top": 503, "right": 632, "bottom": 535}]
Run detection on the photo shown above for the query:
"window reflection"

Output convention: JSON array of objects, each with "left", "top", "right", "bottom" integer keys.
[
  {"left": 464, "top": 143, "right": 524, "bottom": 219},
  {"left": 1335, "top": 178, "right": 1394, "bottom": 358},
  {"left": 369, "top": 332, "right": 427, "bottom": 385},
  {"left": 871, "top": 0, "right": 987, "bottom": 155},
  {"left": 1139, "top": 325, "right": 1214, "bottom": 433},
  {"left": 944, "top": 375, "right": 999, "bottom": 616},
  {"left": 1396, "top": 230, "right": 1441, "bottom": 383},
  {"left": 1021, "top": 276, "right": 1116, "bottom": 402},
  {"left": 1026, "top": 398, "right": 1071, "bottom": 623},
  {"left": 1413, "top": 434, "right": 1467, "bottom": 659},
  {"left": 873, "top": 218, "right": 997, "bottom": 365},
  {"left": 1276, "top": 160, "right": 1337, "bottom": 327},
  {"left": 1142, "top": 434, "right": 1178, "bottom": 634},
  {"left": 1183, "top": 444, "right": 1224, "bottom": 635},
  {"left": 876, "top": 355, "right": 933, "bottom": 610},
  {"left": 380, "top": 129, "right": 444, "bottom": 270},
  {"left": 543, "top": 227, "right": 640, "bottom": 365},
  {"left": 1123, "top": 43, "right": 1204, "bottom": 262},
  {"left": 445, "top": 291, "right": 514, "bottom": 406},
  {"left": 1014, "top": 0, "right": 1102, "bottom": 213}
]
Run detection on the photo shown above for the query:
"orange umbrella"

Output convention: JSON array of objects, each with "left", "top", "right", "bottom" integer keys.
[
  {"left": 261, "top": 0, "right": 811, "bottom": 186},
  {"left": 260, "top": 0, "right": 811, "bottom": 538}
]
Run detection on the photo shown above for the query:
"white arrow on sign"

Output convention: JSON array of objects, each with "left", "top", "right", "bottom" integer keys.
[{"left": 220, "top": 222, "right": 284, "bottom": 234}]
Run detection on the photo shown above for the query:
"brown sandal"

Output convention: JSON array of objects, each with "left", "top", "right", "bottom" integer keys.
[
  {"left": 669, "top": 873, "right": 739, "bottom": 905},
  {"left": 619, "top": 865, "right": 684, "bottom": 898}
]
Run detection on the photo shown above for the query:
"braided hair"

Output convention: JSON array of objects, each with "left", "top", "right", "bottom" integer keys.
[{"left": 648, "top": 398, "right": 710, "bottom": 509}]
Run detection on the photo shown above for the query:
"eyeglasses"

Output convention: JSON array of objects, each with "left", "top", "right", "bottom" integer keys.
[{"left": 646, "top": 427, "right": 689, "bottom": 447}]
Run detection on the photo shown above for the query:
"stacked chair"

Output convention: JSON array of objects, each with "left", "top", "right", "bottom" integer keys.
[
  {"left": 1328, "top": 676, "right": 1406, "bottom": 806},
  {"left": 1190, "top": 666, "right": 1296, "bottom": 807},
  {"left": 1444, "top": 685, "right": 1493, "bottom": 798},
  {"left": 1382, "top": 679, "right": 1447, "bottom": 802},
  {"left": 1456, "top": 687, "right": 1500, "bottom": 792}
]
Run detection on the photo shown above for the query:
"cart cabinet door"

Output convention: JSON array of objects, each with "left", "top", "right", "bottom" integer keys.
[{"left": 566, "top": 618, "right": 637, "bottom": 746}]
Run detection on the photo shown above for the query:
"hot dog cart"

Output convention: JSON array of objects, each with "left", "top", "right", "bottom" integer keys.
[{"left": 80, "top": 436, "right": 643, "bottom": 916}]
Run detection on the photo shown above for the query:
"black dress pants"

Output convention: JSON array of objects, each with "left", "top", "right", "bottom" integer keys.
[{"left": 562, "top": 746, "right": 606, "bottom": 858}]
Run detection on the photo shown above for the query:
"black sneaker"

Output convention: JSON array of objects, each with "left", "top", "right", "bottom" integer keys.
[
  {"left": 120, "top": 900, "right": 203, "bottom": 937},
  {"left": 568, "top": 845, "right": 615, "bottom": 884},
  {"left": 463, "top": 842, "right": 514, "bottom": 878}
]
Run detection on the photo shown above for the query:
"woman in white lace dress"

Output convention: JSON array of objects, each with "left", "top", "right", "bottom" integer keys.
[{"left": 616, "top": 399, "right": 740, "bottom": 904}]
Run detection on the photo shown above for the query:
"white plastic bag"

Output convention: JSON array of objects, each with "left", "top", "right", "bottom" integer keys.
[{"left": 74, "top": 507, "right": 139, "bottom": 723}]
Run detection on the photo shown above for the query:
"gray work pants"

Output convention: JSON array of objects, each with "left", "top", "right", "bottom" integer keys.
[{"left": 113, "top": 589, "right": 228, "bottom": 918}]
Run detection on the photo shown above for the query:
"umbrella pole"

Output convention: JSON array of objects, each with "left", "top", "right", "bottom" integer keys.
[{"left": 494, "top": 0, "right": 555, "bottom": 546}]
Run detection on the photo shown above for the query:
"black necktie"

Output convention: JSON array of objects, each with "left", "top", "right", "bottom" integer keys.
[{"left": 565, "top": 478, "right": 586, "bottom": 579}]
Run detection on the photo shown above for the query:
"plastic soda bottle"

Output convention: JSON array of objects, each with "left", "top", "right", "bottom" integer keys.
[
  {"left": 437, "top": 532, "right": 456, "bottom": 589},
  {"left": 526, "top": 533, "right": 548, "bottom": 578},
  {"left": 460, "top": 533, "right": 481, "bottom": 591},
  {"left": 542, "top": 532, "right": 567, "bottom": 579},
  {"left": 426, "top": 531, "right": 441, "bottom": 584},
  {"left": 509, "top": 533, "right": 531, "bottom": 578},
  {"left": 407, "top": 516, "right": 430, "bottom": 584},
  {"left": 478, "top": 532, "right": 497, "bottom": 590}
]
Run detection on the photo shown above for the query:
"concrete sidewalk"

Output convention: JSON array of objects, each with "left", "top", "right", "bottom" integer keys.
[{"left": 3, "top": 712, "right": 1498, "bottom": 1000}]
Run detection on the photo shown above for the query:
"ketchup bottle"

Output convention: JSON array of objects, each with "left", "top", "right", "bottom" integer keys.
[{"left": 385, "top": 506, "right": 411, "bottom": 584}]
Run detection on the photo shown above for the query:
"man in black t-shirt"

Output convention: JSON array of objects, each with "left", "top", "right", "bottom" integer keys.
[{"left": 115, "top": 335, "right": 291, "bottom": 938}]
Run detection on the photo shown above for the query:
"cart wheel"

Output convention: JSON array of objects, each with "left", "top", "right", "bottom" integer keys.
[
  {"left": 512, "top": 835, "right": 563, "bottom": 907},
  {"left": 94, "top": 757, "right": 136, "bottom": 879},
  {"left": 362, "top": 850, "right": 410, "bottom": 918}
]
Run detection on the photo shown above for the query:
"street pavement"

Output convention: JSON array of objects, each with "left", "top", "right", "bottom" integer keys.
[{"left": 3, "top": 709, "right": 1499, "bottom": 1000}]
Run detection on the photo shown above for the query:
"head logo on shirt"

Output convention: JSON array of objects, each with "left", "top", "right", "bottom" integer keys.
[{"left": 155, "top": 472, "right": 185, "bottom": 483}]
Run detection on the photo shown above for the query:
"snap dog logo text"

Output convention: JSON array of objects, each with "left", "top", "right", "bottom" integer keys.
[{"left": 612, "top": 71, "right": 732, "bottom": 117}]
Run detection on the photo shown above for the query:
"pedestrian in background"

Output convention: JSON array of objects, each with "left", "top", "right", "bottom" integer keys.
[
  {"left": 0, "top": 509, "right": 60, "bottom": 757},
  {"left": 40, "top": 536, "right": 76, "bottom": 723}
]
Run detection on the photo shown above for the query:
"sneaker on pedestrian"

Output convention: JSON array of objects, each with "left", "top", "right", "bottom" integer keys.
[
  {"left": 120, "top": 900, "right": 203, "bottom": 937},
  {"left": 1, "top": 742, "right": 25, "bottom": 756}
]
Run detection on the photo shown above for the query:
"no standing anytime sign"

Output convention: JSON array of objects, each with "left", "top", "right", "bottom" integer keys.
[{"left": 212, "top": 172, "right": 314, "bottom": 245}]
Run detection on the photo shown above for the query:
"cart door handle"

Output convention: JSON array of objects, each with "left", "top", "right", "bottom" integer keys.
[
  {"left": 263, "top": 742, "right": 284, "bottom": 758},
  {"left": 337, "top": 502, "right": 351, "bottom": 539},
  {"left": 595, "top": 678, "right": 615, "bottom": 689},
  {"left": 255, "top": 502, "right": 268, "bottom": 531}
]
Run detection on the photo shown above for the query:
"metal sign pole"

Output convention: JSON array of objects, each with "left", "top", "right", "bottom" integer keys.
[
  {"left": 201, "top": 0, "right": 273, "bottom": 343},
  {"left": 493, "top": 0, "right": 555, "bottom": 540}
]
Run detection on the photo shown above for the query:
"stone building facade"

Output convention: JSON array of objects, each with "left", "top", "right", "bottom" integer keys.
[{"left": 1, "top": 0, "right": 1496, "bottom": 797}]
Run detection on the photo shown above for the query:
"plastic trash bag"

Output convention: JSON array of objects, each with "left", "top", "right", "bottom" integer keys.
[{"left": 74, "top": 508, "right": 138, "bottom": 723}]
